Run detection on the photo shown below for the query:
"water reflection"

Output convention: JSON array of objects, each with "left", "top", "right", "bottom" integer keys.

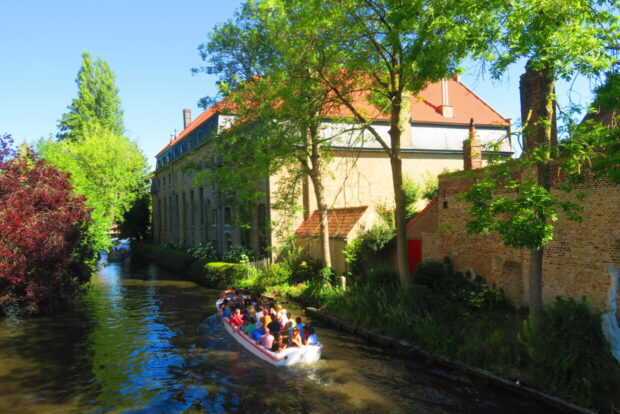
[{"left": 0, "top": 257, "right": 557, "bottom": 413}]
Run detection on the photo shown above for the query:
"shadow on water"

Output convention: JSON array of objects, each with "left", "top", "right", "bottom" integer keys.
[{"left": 0, "top": 256, "right": 561, "bottom": 413}]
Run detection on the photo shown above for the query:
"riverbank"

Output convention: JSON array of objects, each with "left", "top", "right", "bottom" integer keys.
[{"left": 134, "top": 242, "right": 620, "bottom": 413}]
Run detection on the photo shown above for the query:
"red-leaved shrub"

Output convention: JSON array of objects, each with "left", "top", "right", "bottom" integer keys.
[{"left": 0, "top": 134, "right": 94, "bottom": 313}]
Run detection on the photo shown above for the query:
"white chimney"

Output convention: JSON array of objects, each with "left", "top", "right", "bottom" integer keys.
[
  {"left": 440, "top": 79, "right": 453, "bottom": 118},
  {"left": 183, "top": 109, "right": 191, "bottom": 129}
]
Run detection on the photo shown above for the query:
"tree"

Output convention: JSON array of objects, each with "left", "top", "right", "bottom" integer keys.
[
  {"left": 118, "top": 191, "right": 152, "bottom": 242},
  {"left": 57, "top": 51, "right": 124, "bottom": 140},
  {"left": 198, "top": 1, "right": 362, "bottom": 267},
  {"left": 0, "top": 134, "right": 93, "bottom": 313},
  {"left": 464, "top": 0, "right": 618, "bottom": 319},
  {"left": 38, "top": 124, "right": 150, "bottom": 253},
  {"left": 259, "top": 0, "right": 499, "bottom": 287}
]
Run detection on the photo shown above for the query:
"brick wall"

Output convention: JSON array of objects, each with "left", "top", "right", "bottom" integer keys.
[{"left": 416, "top": 170, "right": 620, "bottom": 313}]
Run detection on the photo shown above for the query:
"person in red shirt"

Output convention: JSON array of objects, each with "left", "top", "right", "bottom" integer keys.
[{"left": 229, "top": 308, "right": 244, "bottom": 328}]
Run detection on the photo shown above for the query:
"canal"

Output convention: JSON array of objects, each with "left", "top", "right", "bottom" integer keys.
[{"left": 0, "top": 256, "right": 560, "bottom": 413}]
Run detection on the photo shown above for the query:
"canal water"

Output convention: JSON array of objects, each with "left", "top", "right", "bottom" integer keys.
[{"left": 0, "top": 256, "right": 559, "bottom": 413}]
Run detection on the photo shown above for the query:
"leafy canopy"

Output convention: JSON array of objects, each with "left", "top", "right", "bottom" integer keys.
[
  {"left": 58, "top": 51, "right": 124, "bottom": 140},
  {"left": 38, "top": 124, "right": 149, "bottom": 252},
  {"left": 0, "top": 134, "right": 93, "bottom": 313}
]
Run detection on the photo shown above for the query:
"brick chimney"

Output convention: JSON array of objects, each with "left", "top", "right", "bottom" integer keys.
[
  {"left": 183, "top": 108, "right": 191, "bottom": 129},
  {"left": 463, "top": 118, "right": 482, "bottom": 170},
  {"left": 440, "top": 79, "right": 454, "bottom": 118}
]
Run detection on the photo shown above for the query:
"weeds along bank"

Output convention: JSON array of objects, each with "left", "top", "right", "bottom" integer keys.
[{"left": 135, "top": 241, "right": 620, "bottom": 412}]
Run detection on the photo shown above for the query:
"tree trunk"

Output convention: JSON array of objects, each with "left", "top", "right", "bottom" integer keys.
[
  {"left": 389, "top": 92, "right": 412, "bottom": 288},
  {"left": 529, "top": 248, "right": 544, "bottom": 320},
  {"left": 307, "top": 125, "right": 332, "bottom": 269},
  {"left": 520, "top": 61, "right": 556, "bottom": 319},
  {"left": 308, "top": 170, "right": 332, "bottom": 269}
]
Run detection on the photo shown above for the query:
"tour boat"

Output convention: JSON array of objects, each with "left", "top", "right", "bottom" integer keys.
[{"left": 216, "top": 296, "right": 322, "bottom": 366}]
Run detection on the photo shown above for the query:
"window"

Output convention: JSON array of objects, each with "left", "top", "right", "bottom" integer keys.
[
  {"left": 224, "top": 207, "right": 232, "bottom": 225},
  {"left": 212, "top": 208, "right": 218, "bottom": 225},
  {"left": 190, "top": 190, "right": 195, "bottom": 225},
  {"left": 199, "top": 188, "right": 204, "bottom": 225}
]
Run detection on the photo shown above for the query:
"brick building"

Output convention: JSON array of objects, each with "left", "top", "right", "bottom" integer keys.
[
  {"left": 151, "top": 77, "right": 512, "bottom": 269},
  {"left": 408, "top": 161, "right": 620, "bottom": 313}
]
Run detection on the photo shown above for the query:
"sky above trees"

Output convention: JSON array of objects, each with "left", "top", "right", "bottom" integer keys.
[{"left": 0, "top": 0, "right": 599, "bottom": 168}]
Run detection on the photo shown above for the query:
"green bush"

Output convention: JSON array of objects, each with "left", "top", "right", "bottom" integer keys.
[
  {"left": 135, "top": 243, "right": 195, "bottom": 274},
  {"left": 186, "top": 242, "right": 219, "bottom": 262},
  {"left": 222, "top": 245, "right": 261, "bottom": 264},
  {"left": 365, "top": 264, "right": 399, "bottom": 287},
  {"left": 256, "top": 263, "right": 291, "bottom": 289},
  {"left": 522, "top": 297, "right": 620, "bottom": 408},
  {"left": 195, "top": 262, "right": 251, "bottom": 289},
  {"left": 403, "top": 176, "right": 422, "bottom": 220},
  {"left": 344, "top": 224, "right": 394, "bottom": 276}
]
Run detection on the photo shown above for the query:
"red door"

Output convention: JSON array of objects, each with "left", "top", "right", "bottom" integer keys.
[{"left": 407, "top": 239, "right": 422, "bottom": 274}]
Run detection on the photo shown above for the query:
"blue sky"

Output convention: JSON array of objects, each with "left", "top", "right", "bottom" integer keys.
[{"left": 0, "top": 1, "right": 599, "bottom": 169}]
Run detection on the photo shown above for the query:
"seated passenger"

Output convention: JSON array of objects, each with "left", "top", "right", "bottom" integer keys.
[
  {"left": 230, "top": 308, "right": 244, "bottom": 327},
  {"left": 254, "top": 304, "right": 263, "bottom": 321},
  {"left": 284, "top": 321, "right": 293, "bottom": 336},
  {"left": 302, "top": 326, "right": 318, "bottom": 345},
  {"left": 222, "top": 304, "right": 232, "bottom": 319},
  {"left": 295, "top": 317, "right": 305, "bottom": 339},
  {"left": 251, "top": 327, "right": 265, "bottom": 341},
  {"left": 245, "top": 317, "right": 257, "bottom": 336},
  {"left": 289, "top": 327, "right": 303, "bottom": 347},
  {"left": 257, "top": 328, "right": 274, "bottom": 349},
  {"left": 267, "top": 317, "right": 281, "bottom": 334},
  {"left": 271, "top": 332, "right": 286, "bottom": 354},
  {"left": 262, "top": 313, "right": 272, "bottom": 330}
]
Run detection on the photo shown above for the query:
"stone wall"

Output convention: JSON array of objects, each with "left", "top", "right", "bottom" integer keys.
[{"left": 418, "top": 170, "right": 620, "bottom": 313}]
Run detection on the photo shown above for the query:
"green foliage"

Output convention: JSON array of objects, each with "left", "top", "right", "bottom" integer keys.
[
  {"left": 482, "top": 0, "right": 617, "bottom": 80},
  {"left": 522, "top": 297, "right": 620, "bottom": 408},
  {"left": 414, "top": 260, "right": 507, "bottom": 311},
  {"left": 197, "top": 262, "right": 252, "bottom": 290},
  {"left": 38, "top": 124, "right": 149, "bottom": 252},
  {"left": 255, "top": 263, "right": 291, "bottom": 289},
  {"left": 186, "top": 242, "right": 219, "bottom": 263},
  {"left": 365, "top": 264, "right": 399, "bottom": 288},
  {"left": 222, "top": 245, "right": 261, "bottom": 264},
  {"left": 118, "top": 191, "right": 151, "bottom": 241},
  {"left": 403, "top": 176, "right": 421, "bottom": 220},
  {"left": 421, "top": 173, "right": 439, "bottom": 201},
  {"left": 57, "top": 51, "right": 124, "bottom": 141},
  {"left": 135, "top": 243, "right": 195, "bottom": 274},
  {"left": 461, "top": 165, "right": 582, "bottom": 251},
  {"left": 561, "top": 72, "right": 620, "bottom": 184},
  {"left": 343, "top": 223, "right": 394, "bottom": 276}
]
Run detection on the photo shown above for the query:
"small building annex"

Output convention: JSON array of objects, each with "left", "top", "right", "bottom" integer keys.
[{"left": 151, "top": 76, "right": 512, "bottom": 265}]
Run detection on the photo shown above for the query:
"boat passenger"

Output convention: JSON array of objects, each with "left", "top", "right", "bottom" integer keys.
[
  {"left": 267, "top": 317, "right": 281, "bottom": 334},
  {"left": 289, "top": 327, "right": 303, "bottom": 347},
  {"left": 230, "top": 308, "right": 244, "bottom": 327},
  {"left": 222, "top": 304, "right": 232, "bottom": 319},
  {"left": 261, "top": 313, "right": 272, "bottom": 330},
  {"left": 295, "top": 317, "right": 305, "bottom": 339},
  {"left": 255, "top": 305, "right": 264, "bottom": 323},
  {"left": 302, "top": 326, "right": 318, "bottom": 345},
  {"left": 271, "top": 332, "right": 286, "bottom": 354},
  {"left": 251, "top": 327, "right": 265, "bottom": 341},
  {"left": 245, "top": 317, "right": 257, "bottom": 336},
  {"left": 257, "top": 328, "right": 274, "bottom": 349},
  {"left": 284, "top": 321, "right": 293, "bottom": 336}
]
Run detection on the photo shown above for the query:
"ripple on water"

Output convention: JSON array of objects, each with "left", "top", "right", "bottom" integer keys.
[{"left": 0, "top": 259, "right": 566, "bottom": 414}]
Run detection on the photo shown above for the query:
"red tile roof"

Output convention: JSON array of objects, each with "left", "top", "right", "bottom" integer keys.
[
  {"left": 156, "top": 79, "right": 509, "bottom": 157},
  {"left": 155, "top": 98, "right": 237, "bottom": 157},
  {"left": 411, "top": 78, "right": 509, "bottom": 126},
  {"left": 295, "top": 206, "right": 368, "bottom": 239}
]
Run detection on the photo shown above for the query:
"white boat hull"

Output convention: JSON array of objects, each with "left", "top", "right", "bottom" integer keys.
[{"left": 216, "top": 298, "right": 322, "bottom": 366}]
